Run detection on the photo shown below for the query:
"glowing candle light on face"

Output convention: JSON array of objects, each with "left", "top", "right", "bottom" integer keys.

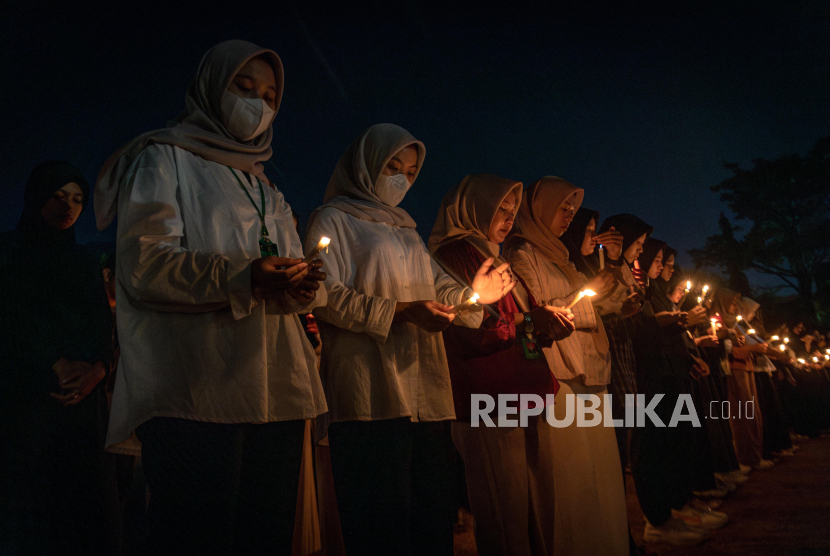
[
  {"left": 449, "top": 293, "right": 479, "bottom": 314},
  {"left": 598, "top": 244, "right": 605, "bottom": 270},
  {"left": 565, "top": 289, "right": 597, "bottom": 310},
  {"left": 303, "top": 237, "right": 331, "bottom": 264}
]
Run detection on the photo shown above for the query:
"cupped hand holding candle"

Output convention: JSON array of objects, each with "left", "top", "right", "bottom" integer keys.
[
  {"left": 449, "top": 293, "right": 480, "bottom": 314},
  {"left": 565, "top": 289, "right": 597, "bottom": 310},
  {"left": 303, "top": 237, "right": 331, "bottom": 264}
]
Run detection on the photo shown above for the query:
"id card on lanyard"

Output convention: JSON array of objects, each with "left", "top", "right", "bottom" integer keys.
[{"left": 228, "top": 167, "right": 280, "bottom": 257}]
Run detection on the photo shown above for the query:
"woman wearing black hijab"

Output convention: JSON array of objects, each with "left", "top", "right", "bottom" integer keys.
[
  {"left": 623, "top": 235, "right": 727, "bottom": 544},
  {"left": 0, "top": 161, "right": 120, "bottom": 555}
]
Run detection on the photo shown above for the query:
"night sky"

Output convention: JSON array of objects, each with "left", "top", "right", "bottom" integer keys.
[{"left": 3, "top": 1, "right": 829, "bottom": 273}]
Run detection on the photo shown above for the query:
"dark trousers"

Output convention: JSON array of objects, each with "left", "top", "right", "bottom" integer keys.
[
  {"left": 328, "top": 418, "right": 456, "bottom": 556},
  {"left": 136, "top": 417, "right": 305, "bottom": 556}
]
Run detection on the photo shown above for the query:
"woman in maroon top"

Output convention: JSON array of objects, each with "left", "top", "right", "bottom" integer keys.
[{"left": 429, "top": 173, "right": 574, "bottom": 556}]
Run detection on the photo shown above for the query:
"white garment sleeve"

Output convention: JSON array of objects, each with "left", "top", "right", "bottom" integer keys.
[
  {"left": 306, "top": 213, "right": 396, "bottom": 343},
  {"left": 116, "top": 147, "right": 255, "bottom": 319},
  {"left": 431, "top": 256, "right": 484, "bottom": 329}
]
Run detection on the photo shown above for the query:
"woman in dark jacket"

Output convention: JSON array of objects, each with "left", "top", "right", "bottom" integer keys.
[{"left": 0, "top": 161, "right": 120, "bottom": 555}]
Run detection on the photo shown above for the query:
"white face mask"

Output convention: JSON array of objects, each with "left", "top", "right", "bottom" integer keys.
[
  {"left": 374, "top": 173, "right": 411, "bottom": 207},
  {"left": 221, "top": 90, "right": 275, "bottom": 141}
]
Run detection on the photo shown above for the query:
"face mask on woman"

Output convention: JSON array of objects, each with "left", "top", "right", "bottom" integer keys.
[
  {"left": 374, "top": 173, "right": 411, "bottom": 207},
  {"left": 221, "top": 91, "right": 275, "bottom": 141}
]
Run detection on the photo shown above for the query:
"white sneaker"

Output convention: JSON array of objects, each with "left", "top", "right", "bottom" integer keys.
[
  {"left": 673, "top": 504, "right": 729, "bottom": 530},
  {"left": 643, "top": 517, "right": 710, "bottom": 545},
  {"left": 754, "top": 459, "right": 775, "bottom": 470},
  {"left": 693, "top": 487, "right": 729, "bottom": 498},
  {"left": 716, "top": 470, "right": 749, "bottom": 484},
  {"left": 715, "top": 476, "right": 737, "bottom": 492}
]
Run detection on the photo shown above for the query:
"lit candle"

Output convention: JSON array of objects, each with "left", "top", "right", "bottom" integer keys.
[
  {"left": 710, "top": 318, "right": 717, "bottom": 337},
  {"left": 736, "top": 315, "right": 743, "bottom": 322},
  {"left": 784, "top": 337, "right": 790, "bottom": 344},
  {"left": 697, "top": 285, "right": 709, "bottom": 306},
  {"left": 798, "top": 358, "right": 806, "bottom": 364},
  {"left": 449, "top": 293, "right": 480, "bottom": 314},
  {"left": 565, "top": 289, "right": 597, "bottom": 310},
  {"left": 813, "top": 357, "right": 819, "bottom": 363},
  {"left": 747, "top": 328, "right": 756, "bottom": 335},
  {"left": 771, "top": 335, "right": 780, "bottom": 341},
  {"left": 677, "top": 281, "right": 691, "bottom": 308},
  {"left": 598, "top": 244, "right": 605, "bottom": 270},
  {"left": 825, "top": 354, "right": 829, "bottom": 360},
  {"left": 303, "top": 237, "right": 331, "bottom": 264},
  {"left": 779, "top": 345, "right": 786, "bottom": 352}
]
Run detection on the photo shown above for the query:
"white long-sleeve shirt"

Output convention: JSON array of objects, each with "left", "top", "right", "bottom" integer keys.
[
  {"left": 106, "top": 144, "right": 326, "bottom": 447},
  {"left": 508, "top": 240, "right": 611, "bottom": 386},
  {"left": 305, "top": 206, "right": 482, "bottom": 430}
]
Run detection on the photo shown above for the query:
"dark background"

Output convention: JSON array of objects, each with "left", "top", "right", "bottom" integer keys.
[{"left": 2, "top": 1, "right": 829, "bottom": 270}]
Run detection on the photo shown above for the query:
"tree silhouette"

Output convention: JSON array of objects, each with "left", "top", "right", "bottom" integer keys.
[{"left": 690, "top": 137, "right": 830, "bottom": 323}]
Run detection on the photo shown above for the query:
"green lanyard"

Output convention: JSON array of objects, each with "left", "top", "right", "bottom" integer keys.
[{"left": 228, "top": 167, "right": 279, "bottom": 257}]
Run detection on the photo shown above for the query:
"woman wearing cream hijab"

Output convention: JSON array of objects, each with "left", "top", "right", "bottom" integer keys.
[
  {"left": 429, "top": 173, "right": 576, "bottom": 556},
  {"left": 505, "top": 176, "right": 628, "bottom": 556},
  {"left": 95, "top": 40, "right": 327, "bottom": 555},
  {"left": 306, "top": 124, "right": 515, "bottom": 556}
]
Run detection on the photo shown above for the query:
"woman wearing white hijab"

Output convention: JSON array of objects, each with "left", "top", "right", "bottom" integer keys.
[
  {"left": 95, "top": 40, "right": 327, "bottom": 555},
  {"left": 305, "top": 124, "right": 515, "bottom": 556},
  {"left": 505, "top": 176, "right": 628, "bottom": 556}
]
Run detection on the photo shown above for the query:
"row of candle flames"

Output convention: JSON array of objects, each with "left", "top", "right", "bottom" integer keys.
[{"left": 308, "top": 237, "right": 830, "bottom": 364}]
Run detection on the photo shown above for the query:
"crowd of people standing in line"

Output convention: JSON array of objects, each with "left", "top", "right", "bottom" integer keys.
[{"left": 2, "top": 39, "right": 829, "bottom": 556}]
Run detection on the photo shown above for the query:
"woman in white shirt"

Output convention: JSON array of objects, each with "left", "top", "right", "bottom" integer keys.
[
  {"left": 505, "top": 176, "right": 629, "bottom": 556},
  {"left": 95, "top": 40, "right": 326, "bottom": 555},
  {"left": 306, "top": 123, "right": 514, "bottom": 556}
]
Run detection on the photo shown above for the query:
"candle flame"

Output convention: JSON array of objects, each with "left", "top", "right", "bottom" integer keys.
[
  {"left": 736, "top": 315, "right": 743, "bottom": 321},
  {"left": 319, "top": 237, "right": 331, "bottom": 247},
  {"left": 772, "top": 335, "right": 779, "bottom": 341},
  {"left": 710, "top": 318, "right": 717, "bottom": 323},
  {"left": 747, "top": 328, "right": 756, "bottom": 335},
  {"left": 798, "top": 358, "right": 806, "bottom": 364},
  {"left": 582, "top": 289, "right": 597, "bottom": 297},
  {"left": 784, "top": 337, "right": 790, "bottom": 343},
  {"left": 825, "top": 355, "right": 829, "bottom": 360},
  {"left": 470, "top": 293, "right": 480, "bottom": 304},
  {"left": 702, "top": 285, "right": 709, "bottom": 294},
  {"left": 813, "top": 357, "right": 819, "bottom": 363},
  {"left": 779, "top": 345, "right": 786, "bottom": 352},
  {"left": 686, "top": 281, "right": 691, "bottom": 290}
]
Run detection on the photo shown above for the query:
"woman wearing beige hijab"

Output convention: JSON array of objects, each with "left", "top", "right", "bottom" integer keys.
[
  {"left": 306, "top": 124, "right": 515, "bottom": 556},
  {"left": 95, "top": 40, "right": 327, "bottom": 554},
  {"left": 429, "top": 173, "right": 575, "bottom": 556},
  {"left": 505, "top": 176, "right": 628, "bottom": 556}
]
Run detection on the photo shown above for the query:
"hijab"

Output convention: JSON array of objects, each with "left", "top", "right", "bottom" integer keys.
[
  {"left": 560, "top": 206, "right": 600, "bottom": 277},
  {"left": 641, "top": 237, "right": 669, "bottom": 310},
  {"left": 640, "top": 237, "right": 667, "bottom": 279},
  {"left": 316, "top": 123, "right": 424, "bottom": 229},
  {"left": 599, "top": 213, "right": 654, "bottom": 258},
  {"left": 428, "top": 173, "right": 522, "bottom": 260},
  {"left": 16, "top": 161, "right": 89, "bottom": 244},
  {"left": 95, "top": 40, "right": 284, "bottom": 230},
  {"left": 713, "top": 287, "right": 741, "bottom": 328},
  {"left": 506, "top": 177, "right": 608, "bottom": 355}
]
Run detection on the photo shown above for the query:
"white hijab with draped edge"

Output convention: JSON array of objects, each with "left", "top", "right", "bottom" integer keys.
[
  {"left": 312, "top": 123, "right": 424, "bottom": 230},
  {"left": 94, "top": 40, "right": 284, "bottom": 230}
]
